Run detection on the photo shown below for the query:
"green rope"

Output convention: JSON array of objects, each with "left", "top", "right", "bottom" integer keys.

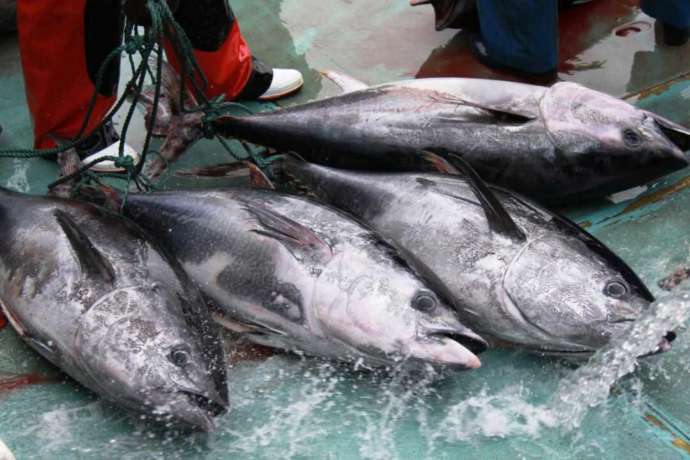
[{"left": 0, "top": 0, "right": 271, "bottom": 203}]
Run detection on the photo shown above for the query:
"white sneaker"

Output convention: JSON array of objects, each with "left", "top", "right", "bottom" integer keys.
[
  {"left": 82, "top": 140, "right": 141, "bottom": 173},
  {"left": 258, "top": 68, "right": 304, "bottom": 101},
  {"left": 0, "top": 439, "right": 15, "bottom": 460}
]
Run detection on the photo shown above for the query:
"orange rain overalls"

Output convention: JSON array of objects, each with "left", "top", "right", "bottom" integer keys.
[{"left": 17, "top": 0, "right": 269, "bottom": 149}]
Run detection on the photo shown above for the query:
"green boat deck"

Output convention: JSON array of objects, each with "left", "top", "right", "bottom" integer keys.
[{"left": 2, "top": 1, "right": 690, "bottom": 458}]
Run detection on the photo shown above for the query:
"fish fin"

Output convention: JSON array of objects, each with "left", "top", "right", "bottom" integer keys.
[
  {"left": 321, "top": 70, "right": 369, "bottom": 93},
  {"left": 0, "top": 296, "right": 25, "bottom": 337},
  {"left": 245, "top": 162, "right": 275, "bottom": 190},
  {"left": 54, "top": 210, "right": 116, "bottom": 284},
  {"left": 430, "top": 93, "right": 536, "bottom": 123},
  {"left": 241, "top": 200, "right": 333, "bottom": 263},
  {"left": 212, "top": 312, "right": 287, "bottom": 336},
  {"left": 429, "top": 151, "right": 526, "bottom": 241},
  {"left": 174, "top": 161, "right": 275, "bottom": 189},
  {"left": 28, "top": 337, "right": 58, "bottom": 359},
  {"left": 0, "top": 296, "right": 57, "bottom": 358},
  {"left": 174, "top": 162, "right": 252, "bottom": 178},
  {"left": 418, "top": 150, "right": 461, "bottom": 174},
  {"left": 647, "top": 112, "right": 690, "bottom": 151},
  {"left": 136, "top": 87, "right": 172, "bottom": 137}
]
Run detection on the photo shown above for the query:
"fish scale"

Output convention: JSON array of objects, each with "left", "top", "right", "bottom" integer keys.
[
  {"left": 281, "top": 156, "right": 675, "bottom": 356},
  {"left": 0, "top": 188, "right": 228, "bottom": 431},
  {"left": 214, "top": 78, "right": 690, "bottom": 204},
  {"left": 119, "top": 187, "right": 488, "bottom": 370}
]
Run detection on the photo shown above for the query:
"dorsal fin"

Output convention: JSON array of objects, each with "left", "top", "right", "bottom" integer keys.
[
  {"left": 241, "top": 199, "right": 333, "bottom": 263},
  {"left": 430, "top": 151, "right": 526, "bottom": 241},
  {"left": 54, "top": 210, "right": 116, "bottom": 283},
  {"left": 321, "top": 70, "right": 369, "bottom": 93}
]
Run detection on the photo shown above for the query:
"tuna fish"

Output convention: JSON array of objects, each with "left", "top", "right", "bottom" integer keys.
[
  {"left": 0, "top": 188, "right": 228, "bottom": 431},
  {"left": 116, "top": 187, "right": 488, "bottom": 370},
  {"left": 279, "top": 153, "right": 675, "bottom": 356},
  {"left": 212, "top": 77, "right": 690, "bottom": 204}
]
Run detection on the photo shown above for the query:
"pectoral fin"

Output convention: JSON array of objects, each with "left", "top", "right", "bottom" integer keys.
[
  {"left": 212, "top": 312, "right": 287, "bottom": 336},
  {"left": 54, "top": 210, "right": 116, "bottom": 284},
  {"left": 430, "top": 93, "right": 537, "bottom": 124},
  {"left": 242, "top": 199, "right": 333, "bottom": 263},
  {"left": 426, "top": 151, "right": 526, "bottom": 241},
  {"left": 418, "top": 150, "right": 461, "bottom": 174}
]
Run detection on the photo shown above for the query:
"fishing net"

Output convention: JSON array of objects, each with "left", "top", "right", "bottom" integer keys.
[{"left": 0, "top": 0, "right": 259, "bottom": 199}]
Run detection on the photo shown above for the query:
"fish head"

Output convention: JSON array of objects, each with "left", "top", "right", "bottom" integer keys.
[
  {"left": 541, "top": 82, "right": 689, "bottom": 185},
  {"left": 502, "top": 233, "right": 662, "bottom": 356},
  {"left": 75, "top": 285, "right": 228, "bottom": 431},
  {"left": 312, "top": 245, "right": 487, "bottom": 369}
]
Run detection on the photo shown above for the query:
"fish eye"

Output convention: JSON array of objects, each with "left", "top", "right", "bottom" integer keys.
[
  {"left": 170, "top": 346, "right": 191, "bottom": 367},
  {"left": 604, "top": 281, "right": 628, "bottom": 299},
  {"left": 412, "top": 290, "right": 438, "bottom": 313},
  {"left": 622, "top": 128, "right": 642, "bottom": 147}
]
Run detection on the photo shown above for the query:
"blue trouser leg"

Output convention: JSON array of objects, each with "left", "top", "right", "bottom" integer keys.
[
  {"left": 476, "top": 0, "right": 558, "bottom": 74},
  {"left": 641, "top": 0, "right": 690, "bottom": 29}
]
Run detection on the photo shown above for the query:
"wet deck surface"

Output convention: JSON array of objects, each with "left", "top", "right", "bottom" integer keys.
[{"left": 1, "top": 1, "right": 690, "bottom": 458}]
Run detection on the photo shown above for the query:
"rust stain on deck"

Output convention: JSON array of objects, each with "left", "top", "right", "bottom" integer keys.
[
  {"left": 621, "top": 176, "right": 690, "bottom": 213},
  {"left": 624, "top": 70, "right": 690, "bottom": 101}
]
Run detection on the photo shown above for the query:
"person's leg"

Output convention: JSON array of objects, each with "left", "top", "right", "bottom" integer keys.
[
  {"left": 473, "top": 0, "right": 558, "bottom": 77},
  {"left": 17, "top": 0, "right": 122, "bottom": 150},
  {"left": 641, "top": 0, "right": 690, "bottom": 46},
  {"left": 166, "top": 0, "right": 302, "bottom": 102}
]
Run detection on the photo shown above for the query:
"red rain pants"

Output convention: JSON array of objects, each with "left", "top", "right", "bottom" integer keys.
[{"left": 17, "top": 0, "right": 255, "bottom": 149}]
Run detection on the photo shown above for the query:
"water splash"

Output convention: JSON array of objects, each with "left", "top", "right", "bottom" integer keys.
[
  {"left": 357, "top": 367, "right": 439, "bottom": 460},
  {"left": 5, "top": 159, "right": 30, "bottom": 193},
  {"left": 549, "top": 290, "right": 690, "bottom": 430},
  {"left": 1, "top": 293, "right": 688, "bottom": 459},
  {"left": 425, "top": 289, "right": 690, "bottom": 449}
]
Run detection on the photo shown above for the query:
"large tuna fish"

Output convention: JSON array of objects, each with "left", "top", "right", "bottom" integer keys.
[
  {"left": 280, "top": 153, "right": 675, "bottom": 356},
  {"left": 0, "top": 188, "right": 228, "bottom": 431},
  {"left": 213, "top": 77, "right": 690, "bottom": 204},
  {"left": 116, "top": 187, "right": 488, "bottom": 370}
]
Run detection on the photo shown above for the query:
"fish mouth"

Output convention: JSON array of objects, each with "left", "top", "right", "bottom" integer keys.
[
  {"left": 429, "top": 330, "right": 489, "bottom": 356},
  {"left": 180, "top": 390, "right": 228, "bottom": 417},
  {"left": 522, "top": 330, "right": 676, "bottom": 359},
  {"left": 166, "top": 390, "right": 228, "bottom": 432},
  {"left": 649, "top": 111, "right": 690, "bottom": 152},
  {"left": 413, "top": 327, "right": 488, "bottom": 369}
]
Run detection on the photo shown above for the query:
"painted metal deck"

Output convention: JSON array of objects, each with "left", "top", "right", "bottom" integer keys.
[{"left": 1, "top": 1, "right": 690, "bottom": 458}]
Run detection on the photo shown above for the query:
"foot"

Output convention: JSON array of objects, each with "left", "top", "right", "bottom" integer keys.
[
  {"left": 81, "top": 140, "right": 141, "bottom": 173},
  {"left": 75, "top": 122, "right": 140, "bottom": 173},
  {"left": 410, "top": 0, "right": 480, "bottom": 32},
  {"left": 258, "top": 68, "right": 304, "bottom": 101},
  {"left": 662, "top": 22, "right": 690, "bottom": 47},
  {"left": 470, "top": 36, "right": 558, "bottom": 84}
]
